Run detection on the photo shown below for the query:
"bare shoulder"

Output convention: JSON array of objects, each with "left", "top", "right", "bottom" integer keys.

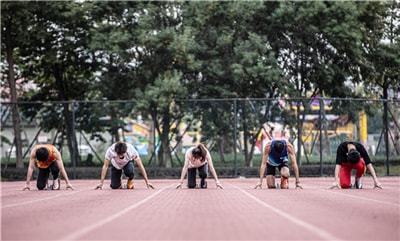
[
  {"left": 263, "top": 141, "right": 272, "bottom": 154},
  {"left": 286, "top": 142, "right": 295, "bottom": 153},
  {"left": 30, "top": 145, "right": 41, "bottom": 156}
]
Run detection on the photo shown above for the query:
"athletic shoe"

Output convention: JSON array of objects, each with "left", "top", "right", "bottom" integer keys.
[
  {"left": 355, "top": 179, "right": 363, "bottom": 189},
  {"left": 127, "top": 179, "right": 134, "bottom": 189},
  {"left": 280, "top": 177, "right": 289, "bottom": 189},
  {"left": 200, "top": 179, "right": 207, "bottom": 189},
  {"left": 51, "top": 178, "right": 60, "bottom": 190}
]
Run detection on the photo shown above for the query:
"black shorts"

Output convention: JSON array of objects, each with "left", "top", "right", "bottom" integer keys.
[{"left": 265, "top": 163, "right": 289, "bottom": 176}]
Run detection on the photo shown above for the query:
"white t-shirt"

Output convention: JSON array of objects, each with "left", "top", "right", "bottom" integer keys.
[
  {"left": 105, "top": 143, "right": 139, "bottom": 170},
  {"left": 185, "top": 146, "right": 210, "bottom": 169}
]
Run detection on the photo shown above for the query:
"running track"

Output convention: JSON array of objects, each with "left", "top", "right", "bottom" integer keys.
[{"left": 1, "top": 177, "right": 399, "bottom": 240}]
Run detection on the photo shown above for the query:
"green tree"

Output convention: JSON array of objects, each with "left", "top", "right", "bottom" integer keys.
[
  {"left": 134, "top": 2, "right": 195, "bottom": 167},
  {"left": 254, "top": 2, "right": 387, "bottom": 162},
  {"left": 1, "top": 2, "right": 36, "bottom": 168},
  {"left": 18, "top": 2, "right": 96, "bottom": 166},
  {"left": 183, "top": 2, "right": 283, "bottom": 166},
  {"left": 359, "top": 1, "right": 400, "bottom": 157},
  {"left": 88, "top": 2, "right": 141, "bottom": 142}
]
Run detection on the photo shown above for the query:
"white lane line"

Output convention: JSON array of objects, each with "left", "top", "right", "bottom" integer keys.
[
  {"left": 60, "top": 184, "right": 174, "bottom": 241},
  {"left": 231, "top": 184, "right": 343, "bottom": 241},
  {"left": 0, "top": 185, "right": 91, "bottom": 197},
  {"left": 323, "top": 189, "right": 400, "bottom": 207},
  {"left": 2, "top": 190, "right": 87, "bottom": 209},
  {"left": 303, "top": 184, "right": 400, "bottom": 207}
]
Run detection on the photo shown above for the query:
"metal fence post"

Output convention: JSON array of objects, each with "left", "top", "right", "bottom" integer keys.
[
  {"left": 383, "top": 99, "right": 390, "bottom": 176},
  {"left": 319, "top": 98, "right": 323, "bottom": 177},
  {"left": 234, "top": 99, "right": 238, "bottom": 177},
  {"left": 71, "top": 101, "right": 77, "bottom": 179},
  {"left": 296, "top": 100, "right": 302, "bottom": 166}
]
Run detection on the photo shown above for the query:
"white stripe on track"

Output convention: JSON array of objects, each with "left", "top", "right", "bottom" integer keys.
[
  {"left": 2, "top": 190, "right": 86, "bottom": 209},
  {"left": 60, "top": 184, "right": 173, "bottom": 241},
  {"left": 231, "top": 184, "right": 343, "bottom": 241},
  {"left": 323, "top": 189, "right": 400, "bottom": 207},
  {"left": 304, "top": 184, "right": 400, "bottom": 207}
]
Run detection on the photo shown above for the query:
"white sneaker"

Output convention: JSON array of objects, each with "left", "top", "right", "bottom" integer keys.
[{"left": 51, "top": 178, "right": 60, "bottom": 190}]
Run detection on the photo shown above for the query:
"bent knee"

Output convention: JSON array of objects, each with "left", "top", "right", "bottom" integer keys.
[
  {"left": 37, "top": 184, "right": 46, "bottom": 190},
  {"left": 199, "top": 173, "right": 207, "bottom": 179},
  {"left": 341, "top": 184, "right": 351, "bottom": 189},
  {"left": 281, "top": 172, "right": 290, "bottom": 179},
  {"left": 280, "top": 168, "right": 290, "bottom": 178},
  {"left": 125, "top": 173, "right": 134, "bottom": 180},
  {"left": 110, "top": 184, "right": 122, "bottom": 189}
]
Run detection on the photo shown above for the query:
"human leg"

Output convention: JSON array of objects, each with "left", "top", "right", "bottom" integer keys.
[
  {"left": 187, "top": 168, "right": 197, "bottom": 189},
  {"left": 110, "top": 166, "right": 123, "bottom": 189},
  {"left": 37, "top": 168, "right": 50, "bottom": 190},
  {"left": 198, "top": 163, "right": 208, "bottom": 188},
  {"left": 266, "top": 163, "right": 277, "bottom": 188}
]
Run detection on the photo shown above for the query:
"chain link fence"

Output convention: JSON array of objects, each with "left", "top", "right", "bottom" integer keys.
[{"left": 1, "top": 98, "right": 399, "bottom": 177}]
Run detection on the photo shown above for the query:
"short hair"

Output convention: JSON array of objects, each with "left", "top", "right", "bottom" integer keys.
[
  {"left": 273, "top": 140, "right": 285, "bottom": 154},
  {"left": 36, "top": 147, "right": 49, "bottom": 162},
  {"left": 192, "top": 144, "right": 207, "bottom": 161},
  {"left": 347, "top": 149, "right": 361, "bottom": 163},
  {"left": 115, "top": 142, "right": 127, "bottom": 155}
]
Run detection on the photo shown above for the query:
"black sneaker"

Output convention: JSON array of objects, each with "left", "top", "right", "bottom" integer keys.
[
  {"left": 355, "top": 179, "right": 363, "bottom": 189},
  {"left": 200, "top": 179, "right": 207, "bottom": 189}
]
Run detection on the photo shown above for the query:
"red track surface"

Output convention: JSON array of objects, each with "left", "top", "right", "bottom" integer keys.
[{"left": 1, "top": 177, "right": 399, "bottom": 241}]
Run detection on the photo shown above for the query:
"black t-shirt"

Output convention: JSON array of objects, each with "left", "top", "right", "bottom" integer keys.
[{"left": 335, "top": 141, "right": 372, "bottom": 165}]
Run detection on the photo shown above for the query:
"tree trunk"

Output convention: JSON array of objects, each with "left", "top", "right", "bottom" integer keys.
[
  {"left": 5, "top": 21, "right": 23, "bottom": 168},
  {"left": 242, "top": 102, "right": 251, "bottom": 167},
  {"left": 110, "top": 106, "right": 120, "bottom": 143},
  {"left": 149, "top": 120, "right": 155, "bottom": 155},
  {"left": 391, "top": 104, "right": 400, "bottom": 153},
  {"left": 248, "top": 127, "right": 263, "bottom": 166},
  {"left": 62, "top": 103, "right": 80, "bottom": 167},
  {"left": 217, "top": 137, "right": 225, "bottom": 163},
  {"left": 53, "top": 64, "right": 81, "bottom": 168},
  {"left": 158, "top": 109, "right": 171, "bottom": 167},
  {"left": 296, "top": 102, "right": 302, "bottom": 165},
  {"left": 383, "top": 84, "right": 390, "bottom": 175},
  {"left": 321, "top": 100, "right": 331, "bottom": 155}
]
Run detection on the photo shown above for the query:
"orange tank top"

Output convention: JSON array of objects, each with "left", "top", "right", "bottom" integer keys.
[{"left": 35, "top": 144, "right": 57, "bottom": 169}]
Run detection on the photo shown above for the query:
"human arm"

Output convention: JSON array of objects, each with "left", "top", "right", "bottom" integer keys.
[
  {"left": 23, "top": 149, "right": 36, "bottom": 190},
  {"left": 54, "top": 150, "right": 73, "bottom": 190},
  {"left": 95, "top": 158, "right": 110, "bottom": 190},
  {"left": 288, "top": 143, "right": 302, "bottom": 189},
  {"left": 135, "top": 157, "right": 154, "bottom": 189},
  {"left": 255, "top": 143, "right": 270, "bottom": 189},
  {"left": 330, "top": 145, "right": 344, "bottom": 189},
  {"left": 176, "top": 158, "right": 189, "bottom": 189},
  {"left": 207, "top": 152, "right": 223, "bottom": 189},
  {"left": 366, "top": 163, "right": 382, "bottom": 189},
  {"left": 330, "top": 164, "right": 342, "bottom": 189}
]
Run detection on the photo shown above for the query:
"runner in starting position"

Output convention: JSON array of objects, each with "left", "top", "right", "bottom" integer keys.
[
  {"left": 23, "top": 144, "right": 73, "bottom": 190},
  {"left": 255, "top": 139, "right": 302, "bottom": 189}
]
